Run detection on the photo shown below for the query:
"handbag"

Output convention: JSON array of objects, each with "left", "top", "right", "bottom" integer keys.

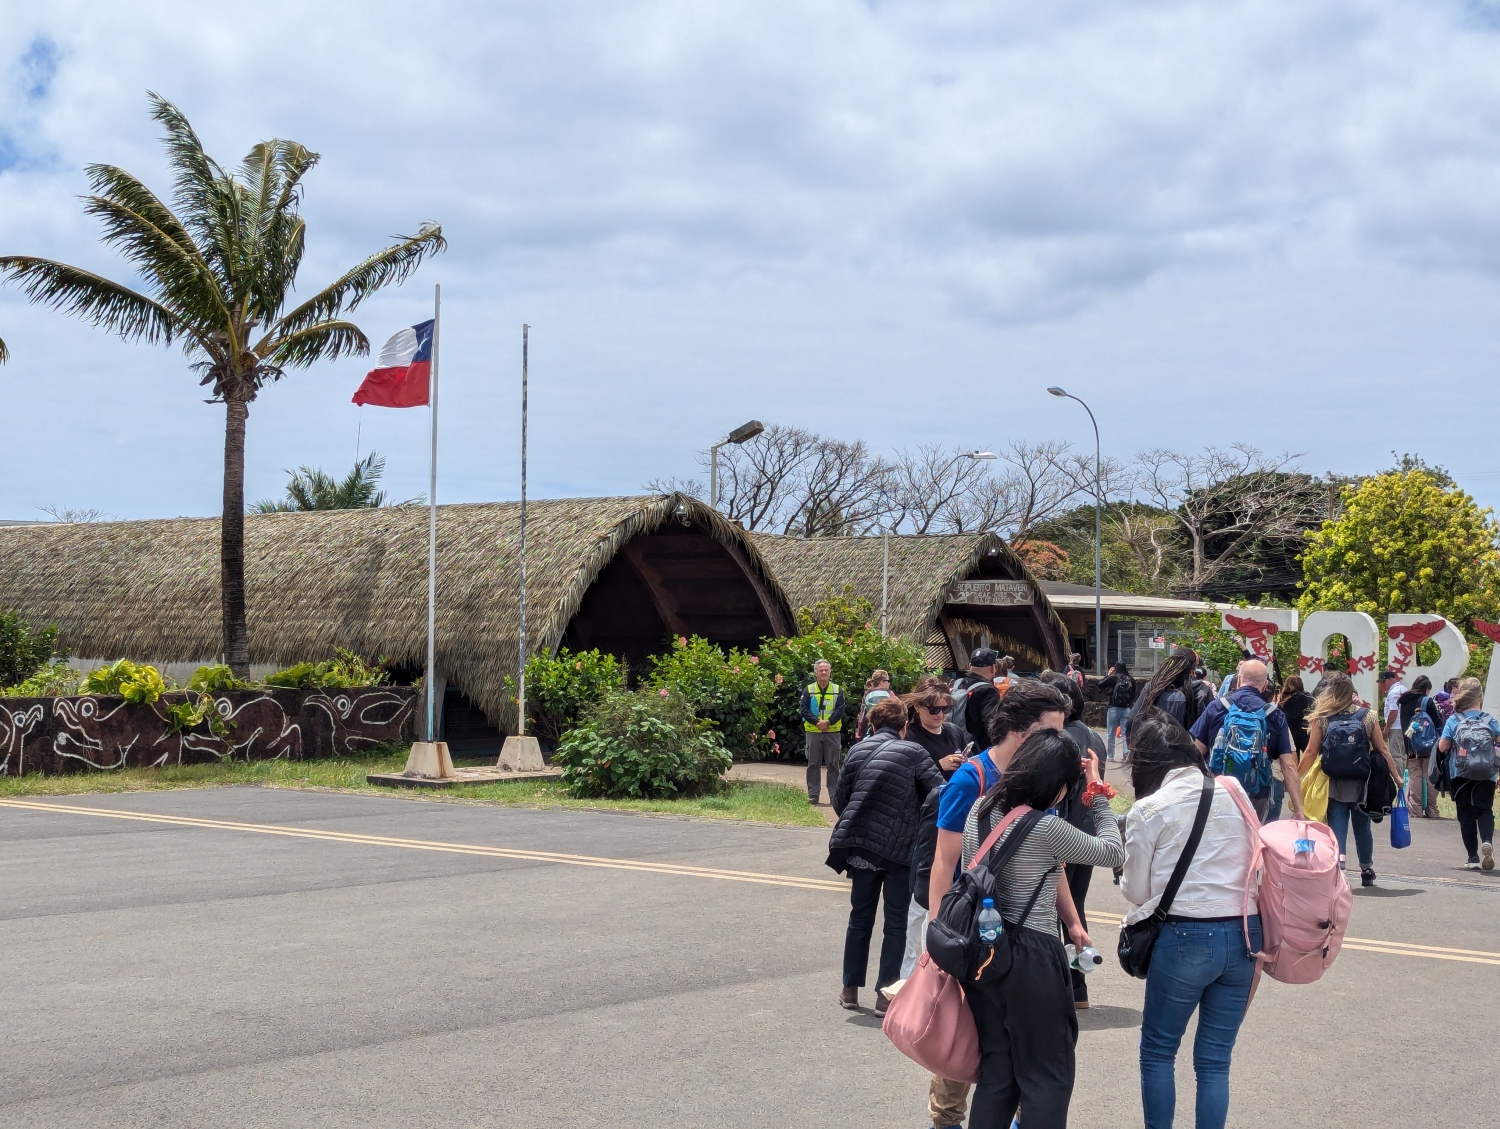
[
  {"left": 881, "top": 951, "right": 981, "bottom": 1083},
  {"left": 1390, "top": 781, "right": 1412, "bottom": 849},
  {"left": 1359, "top": 765, "right": 1397, "bottom": 823},
  {"left": 926, "top": 806, "right": 1043, "bottom": 981},
  {"left": 1117, "top": 773, "right": 1214, "bottom": 980},
  {"left": 1300, "top": 759, "right": 1329, "bottom": 824}
]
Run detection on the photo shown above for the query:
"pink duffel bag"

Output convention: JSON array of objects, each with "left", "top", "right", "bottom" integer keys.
[{"left": 881, "top": 951, "right": 980, "bottom": 1083}]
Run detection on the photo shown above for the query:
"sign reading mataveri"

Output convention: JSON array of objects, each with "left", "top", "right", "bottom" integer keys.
[{"left": 950, "top": 579, "right": 1034, "bottom": 606}]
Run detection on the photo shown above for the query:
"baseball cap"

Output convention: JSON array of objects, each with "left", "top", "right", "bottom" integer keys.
[{"left": 970, "top": 648, "right": 999, "bottom": 667}]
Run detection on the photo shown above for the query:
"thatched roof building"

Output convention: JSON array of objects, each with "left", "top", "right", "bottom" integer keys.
[
  {"left": 0, "top": 495, "right": 794, "bottom": 739},
  {"left": 751, "top": 532, "right": 1069, "bottom": 671}
]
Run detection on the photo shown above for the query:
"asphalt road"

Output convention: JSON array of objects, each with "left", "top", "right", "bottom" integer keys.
[{"left": 0, "top": 787, "right": 1494, "bottom": 1127}]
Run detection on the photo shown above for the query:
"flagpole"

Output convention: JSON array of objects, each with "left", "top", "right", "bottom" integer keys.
[
  {"left": 426, "top": 284, "right": 440, "bottom": 743},
  {"left": 518, "top": 324, "right": 529, "bottom": 738}
]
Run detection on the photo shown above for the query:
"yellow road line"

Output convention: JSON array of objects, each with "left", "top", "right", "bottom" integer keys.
[{"left": 4, "top": 798, "right": 1497, "bottom": 965}]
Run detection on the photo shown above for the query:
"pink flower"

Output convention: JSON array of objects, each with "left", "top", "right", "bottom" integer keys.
[
  {"left": 575, "top": 661, "right": 582, "bottom": 670},
  {"left": 775, "top": 674, "right": 784, "bottom": 685},
  {"left": 773, "top": 743, "right": 781, "bottom": 754},
  {"left": 680, "top": 636, "right": 688, "bottom": 647},
  {"left": 749, "top": 656, "right": 759, "bottom": 664},
  {"left": 732, "top": 666, "right": 741, "bottom": 674},
  {"left": 767, "top": 729, "right": 775, "bottom": 739},
  {"left": 659, "top": 688, "right": 670, "bottom": 697},
  {"left": 864, "top": 622, "right": 872, "bottom": 630}
]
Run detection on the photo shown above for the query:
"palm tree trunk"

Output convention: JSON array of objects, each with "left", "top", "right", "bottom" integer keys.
[{"left": 221, "top": 399, "right": 251, "bottom": 677}]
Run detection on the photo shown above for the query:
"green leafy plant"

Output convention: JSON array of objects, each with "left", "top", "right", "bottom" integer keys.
[
  {"left": 647, "top": 636, "right": 776, "bottom": 757},
  {"left": 80, "top": 659, "right": 168, "bottom": 705},
  {"left": 166, "top": 692, "right": 232, "bottom": 738},
  {"left": 264, "top": 648, "right": 388, "bottom": 689},
  {"left": 0, "top": 608, "right": 57, "bottom": 689},
  {"left": 1, "top": 661, "right": 81, "bottom": 698},
  {"left": 523, "top": 648, "right": 626, "bottom": 745},
  {"left": 552, "top": 687, "right": 731, "bottom": 799},
  {"left": 187, "top": 664, "right": 252, "bottom": 692}
]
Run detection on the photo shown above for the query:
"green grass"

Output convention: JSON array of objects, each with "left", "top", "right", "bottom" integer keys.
[{"left": 0, "top": 749, "right": 829, "bottom": 827}]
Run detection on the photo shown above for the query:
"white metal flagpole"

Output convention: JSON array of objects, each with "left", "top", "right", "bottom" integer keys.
[
  {"left": 518, "top": 324, "right": 529, "bottom": 738},
  {"left": 425, "top": 284, "right": 441, "bottom": 743}
]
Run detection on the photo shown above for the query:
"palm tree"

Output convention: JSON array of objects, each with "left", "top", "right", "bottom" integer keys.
[
  {"left": 252, "top": 452, "right": 422, "bottom": 512},
  {"left": 0, "top": 94, "right": 445, "bottom": 677}
]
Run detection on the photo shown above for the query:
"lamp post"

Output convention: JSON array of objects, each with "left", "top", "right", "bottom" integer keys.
[
  {"left": 1047, "top": 386, "right": 1104, "bottom": 676},
  {"left": 709, "top": 419, "right": 765, "bottom": 511}
]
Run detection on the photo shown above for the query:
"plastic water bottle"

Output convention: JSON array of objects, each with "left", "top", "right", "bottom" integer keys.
[
  {"left": 977, "top": 898, "right": 1003, "bottom": 944},
  {"left": 1065, "top": 944, "right": 1103, "bottom": 973},
  {"left": 1293, "top": 838, "right": 1316, "bottom": 869}
]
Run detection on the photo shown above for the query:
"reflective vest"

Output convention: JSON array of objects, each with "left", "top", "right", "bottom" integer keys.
[{"left": 805, "top": 682, "right": 842, "bottom": 732}]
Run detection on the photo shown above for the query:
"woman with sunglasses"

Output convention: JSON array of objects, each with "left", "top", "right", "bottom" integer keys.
[{"left": 906, "top": 680, "right": 967, "bottom": 778}]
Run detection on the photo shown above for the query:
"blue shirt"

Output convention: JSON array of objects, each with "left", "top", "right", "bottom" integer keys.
[
  {"left": 1189, "top": 686, "right": 1293, "bottom": 797},
  {"left": 1440, "top": 710, "right": 1500, "bottom": 784},
  {"left": 936, "top": 748, "right": 1001, "bottom": 833}
]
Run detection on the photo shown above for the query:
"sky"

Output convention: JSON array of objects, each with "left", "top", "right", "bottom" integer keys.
[{"left": 3, "top": 0, "right": 1500, "bottom": 521}]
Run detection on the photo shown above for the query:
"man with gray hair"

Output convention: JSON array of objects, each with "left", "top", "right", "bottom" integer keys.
[{"left": 801, "top": 659, "right": 846, "bottom": 804}]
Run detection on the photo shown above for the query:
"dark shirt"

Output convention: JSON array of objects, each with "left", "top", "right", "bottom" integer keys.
[
  {"left": 1099, "top": 673, "right": 1137, "bottom": 709},
  {"left": 1189, "top": 686, "right": 1293, "bottom": 796},
  {"left": 1397, "top": 691, "right": 1444, "bottom": 736},
  {"left": 1279, "top": 691, "right": 1314, "bottom": 753},
  {"left": 1154, "top": 688, "right": 1188, "bottom": 725},
  {"left": 909, "top": 721, "right": 966, "bottom": 778},
  {"left": 956, "top": 673, "right": 999, "bottom": 747}
]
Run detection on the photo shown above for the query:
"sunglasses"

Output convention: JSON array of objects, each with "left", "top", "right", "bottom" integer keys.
[{"left": 924, "top": 704, "right": 951, "bottom": 715}]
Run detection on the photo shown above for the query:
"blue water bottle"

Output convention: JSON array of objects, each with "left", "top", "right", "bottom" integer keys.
[{"left": 977, "top": 897, "right": 1003, "bottom": 944}]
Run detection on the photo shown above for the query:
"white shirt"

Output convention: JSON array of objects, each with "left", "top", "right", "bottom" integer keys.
[
  {"left": 1121, "top": 767, "right": 1260, "bottom": 926},
  {"left": 1384, "top": 683, "right": 1407, "bottom": 729}
]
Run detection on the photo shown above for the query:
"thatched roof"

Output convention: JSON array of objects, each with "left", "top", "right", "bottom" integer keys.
[
  {"left": 751, "top": 531, "right": 1069, "bottom": 669},
  {"left": 0, "top": 494, "right": 793, "bottom": 731}
]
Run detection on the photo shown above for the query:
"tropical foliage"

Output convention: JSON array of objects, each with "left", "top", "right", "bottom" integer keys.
[
  {"left": 251, "top": 452, "right": 418, "bottom": 513},
  {"left": 523, "top": 648, "right": 627, "bottom": 745},
  {"left": 263, "top": 648, "right": 388, "bottom": 689},
  {"left": 0, "top": 608, "right": 56, "bottom": 688},
  {"left": 80, "top": 659, "right": 168, "bottom": 704},
  {"left": 552, "top": 687, "right": 731, "bottom": 799},
  {"left": 646, "top": 635, "right": 777, "bottom": 757},
  {"left": 1, "top": 661, "right": 81, "bottom": 698},
  {"left": 0, "top": 94, "right": 444, "bottom": 677}
]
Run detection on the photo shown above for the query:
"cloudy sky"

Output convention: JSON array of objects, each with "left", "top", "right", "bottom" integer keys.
[{"left": 3, "top": 0, "right": 1500, "bottom": 521}]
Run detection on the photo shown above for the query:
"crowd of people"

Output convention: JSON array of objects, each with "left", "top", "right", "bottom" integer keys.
[{"left": 818, "top": 641, "right": 1498, "bottom": 1127}]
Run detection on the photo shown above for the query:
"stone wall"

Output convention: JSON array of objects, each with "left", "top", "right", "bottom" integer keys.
[{"left": 0, "top": 687, "right": 416, "bottom": 776}]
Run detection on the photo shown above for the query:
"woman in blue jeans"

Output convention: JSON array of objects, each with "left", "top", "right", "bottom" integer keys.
[
  {"left": 1121, "top": 714, "right": 1262, "bottom": 1128},
  {"left": 1299, "top": 673, "right": 1400, "bottom": 887}
]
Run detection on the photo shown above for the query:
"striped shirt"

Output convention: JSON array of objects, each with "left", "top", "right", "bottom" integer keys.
[{"left": 961, "top": 795, "right": 1124, "bottom": 934}]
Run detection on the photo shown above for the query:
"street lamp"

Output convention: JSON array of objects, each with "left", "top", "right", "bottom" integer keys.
[
  {"left": 710, "top": 419, "right": 765, "bottom": 511},
  {"left": 1048, "top": 386, "right": 1104, "bottom": 676}
]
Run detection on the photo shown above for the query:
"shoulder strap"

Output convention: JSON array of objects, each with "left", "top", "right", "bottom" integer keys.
[
  {"left": 973, "top": 753, "right": 988, "bottom": 795},
  {"left": 965, "top": 804, "right": 1033, "bottom": 872},
  {"left": 1154, "top": 775, "right": 1215, "bottom": 921},
  {"left": 1009, "top": 864, "right": 1058, "bottom": 931}
]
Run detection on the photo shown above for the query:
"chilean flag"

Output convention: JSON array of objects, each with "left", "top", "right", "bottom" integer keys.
[{"left": 352, "top": 320, "right": 434, "bottom": 407}]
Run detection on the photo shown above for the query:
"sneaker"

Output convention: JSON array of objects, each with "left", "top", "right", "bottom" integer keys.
[
  {"left": 1074, "top": 998, "right": 1090, "bottom": 1010},
  {"left": 1360, "top": 867, "right": 1376, "bottom": 887},
  {"left": 838, "top": 986, "right": 859, "bottom": 1010},
  {"left": 874, "top": 988, "right": 891, "bottom": 1016},
  {"left": 1467, "top": 856, "right": 1482, "bottom": 870},
  {"left": 1483, "top": 843, "right": 1495, "bottom": 872}
]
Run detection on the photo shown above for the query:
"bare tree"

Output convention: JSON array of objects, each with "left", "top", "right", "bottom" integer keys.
[
  {"left": 38, "top": 504, "right": 110, "bottom": 523},
  {"left": 784, "top": 437, "right": 895, "bottom": 536},
  {"left": 1134, "top": 445, "right": 1319, "bottom": 593},
  {"left": 886, "top": 444, "right": 995, "bottom": 534}
]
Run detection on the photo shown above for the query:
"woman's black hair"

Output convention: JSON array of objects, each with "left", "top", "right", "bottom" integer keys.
[
  {"left": 1128, "top": 712, "right": 1205, "bottom": 798},
  {"left": 1040, "top": 671, "right": 1085, "bottom": 724},
  {"left": 1111, "top": 661, "right": 1130, "bottom": 675},
  {"left": 1129, "top": 646, "right": 1198, "bottom": 735},
  {"left": 1410, "top": 674, "right": 1432, "bottom": 695},
  {"left": 977, "top": 729, "right": 1082, "bottom": 821},
  {"left": 984, "top": 680, "right": 1070, "bottom": 745}
]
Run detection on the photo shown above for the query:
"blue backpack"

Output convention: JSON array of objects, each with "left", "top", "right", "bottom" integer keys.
[
  {"left": 1209, "top": 696, "right": 1273, "bottom": 795},
  {"left": 1405, "top": 696, "right": 1438, "bottom": 756}
]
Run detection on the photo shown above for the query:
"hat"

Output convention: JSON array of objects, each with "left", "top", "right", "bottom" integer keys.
[
  {"left": 1378, "top": 669, "right": 1397, "bottom": 681},
  {"left": 970, "top": 648, "right": 999, "bottom": 668}
]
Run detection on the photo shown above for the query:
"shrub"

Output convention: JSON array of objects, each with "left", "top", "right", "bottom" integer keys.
[
  {"left": 647, "top": 635, "right": 776, "bottom": 757},
  {"left": 553, "top": 687, "right": 731, "bottom": 799},
  {"left": 524, "top": 647, "right": 626, "bottom": 745},
  {"left": 264, "top": 648, "right": 388, "bottom": 689},
  {"left": 187, "top": 664, "right": 252, "bottom": 692},
  {"left": 80, "top": 659, "right": 168, "bottom": 705},
  {"left": 758, "top": 625, "right": 930, "bottom": 758},
  {"left": 1, "top": 661, "right": 81, "bottom": 698},
  {"left": 0, "top": 609, "right": 57, "bottom": 689}
]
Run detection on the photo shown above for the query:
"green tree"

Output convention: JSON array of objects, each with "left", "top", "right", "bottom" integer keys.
[
  {"left": 251, "top": 452, "right": 418, "bottom": 512},
  {"left": 0, "top": 95, "right": 444, "bottom": 677},
  {"left": 0, "top": 609, "right": 57, "bottom": 688},
  {"left": 1299, "top": 469, "right": 1500, "bottom": 626}
]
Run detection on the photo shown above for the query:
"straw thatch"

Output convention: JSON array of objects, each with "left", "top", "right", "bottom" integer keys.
[
  {"left": 0, "top": 494, "right": 793, "bottom": 732},
  {"left": 750, "top": 531, "right": 1069, "bottom": 669}
]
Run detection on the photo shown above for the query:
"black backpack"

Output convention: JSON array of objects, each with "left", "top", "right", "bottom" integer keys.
[
  {"left": 1108, "top": 675, "right": 1136, "bottom": 709},
  {"left": 927, "top": 809, "right": 1049, "bottom": 984},
  {"left": 1321, "top": 708, "right": 1372, "bottom": 781}
]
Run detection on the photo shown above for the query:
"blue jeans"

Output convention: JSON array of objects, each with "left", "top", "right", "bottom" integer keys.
[
  {"left": 1325, "top": 798, "right": 1373, "bottom": 868},
  {"left": 1140, "top": 916, "right": 1262, "bottom": 1129},
  {"left": 1106, "top": 707, "right": 1130, "bottom": 759}
]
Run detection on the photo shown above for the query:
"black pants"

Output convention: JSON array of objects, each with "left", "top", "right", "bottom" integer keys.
[
  {"left": 843, "top": 863, "right": 910, "bottom": 990},
  {"left": 1455, "top": 780, "right": 1497, "bottom": 857},
  {"left": 1062, "top": 863, "right": 1092, "bottom": 1002},
  {"left": 965, "top": 926, "right": 1078, "bottom": 1129}
]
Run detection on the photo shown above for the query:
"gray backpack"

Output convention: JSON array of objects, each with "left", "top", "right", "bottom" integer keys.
[{"left": 1452, "top": 713, "right": 1498, "bottom": 782}]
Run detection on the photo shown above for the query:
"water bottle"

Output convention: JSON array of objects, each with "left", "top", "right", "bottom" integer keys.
[
  {"left": 1065, "top": 944, "right": 1103, "bottom": 973},
  {"left": 1293, "top": 838, "right": 1315, "bottom": 869},
  {"left": 977, "top": 897, "right": 1003, "bottom": 944}
]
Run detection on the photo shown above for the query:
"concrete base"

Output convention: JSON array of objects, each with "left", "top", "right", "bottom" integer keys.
[
  {"left": 499, "top": 735, "right": 545, "bottom": 772},
  {"left": 367, "top": 765, "right": 562, "bottom": 789},
  {"left": 402, "top": 741, "right": 456, "bottom": 780}
]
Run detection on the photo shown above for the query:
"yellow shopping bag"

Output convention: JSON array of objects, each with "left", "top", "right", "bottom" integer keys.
[{"left": 1300, "top": 760, "right": 1329, "bottom": 824}]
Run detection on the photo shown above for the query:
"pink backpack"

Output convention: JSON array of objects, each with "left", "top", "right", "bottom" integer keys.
[{"left": 1224, "top": 782, "right": 1352, "bottom": 986}]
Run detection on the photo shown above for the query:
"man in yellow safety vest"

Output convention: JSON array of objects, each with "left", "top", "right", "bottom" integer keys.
[{"left": 801, "top": 659, "right": 847, "bottom": 804}]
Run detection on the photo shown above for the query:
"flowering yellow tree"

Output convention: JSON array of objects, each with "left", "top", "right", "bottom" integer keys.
[{"left": 1300, "top": 469, "right": 1500, "bottom": 632}]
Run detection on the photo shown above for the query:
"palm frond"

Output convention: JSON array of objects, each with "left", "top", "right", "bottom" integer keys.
[
  {"left": 0, "top": 335, "right": 8, "bottom": 364},
  {"left": 0, "top": 257, "right": 180, "bottom": 345},
  {"left": 271, "top": 224, "right": 447, "bottom": 338},
  {"left": 240, "top": 141, "right": 318, "bottom": 321},
  {"left": 80, "top": 192, "right": 228, "bottom": 331},
  {"left": 147, "top": 93, "right": 240, "bottom": 286},
  {"left": 258, "top": 319, "right": 368, "bottom": 368}
]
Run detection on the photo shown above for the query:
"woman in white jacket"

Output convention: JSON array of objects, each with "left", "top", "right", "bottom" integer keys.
[{"left": 1122, "top": 714, "right": 1260, "bottom": 1129}]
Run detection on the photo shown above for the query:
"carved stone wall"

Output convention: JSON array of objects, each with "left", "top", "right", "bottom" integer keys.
[{"left": 0, "top": 687, "right": 416, "bottom": 776}]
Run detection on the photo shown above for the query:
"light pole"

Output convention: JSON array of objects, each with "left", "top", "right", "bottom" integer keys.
[
  {"left": 1048, "top": 386, "right": 1104, "bottom": 676},
  {"left": 709, "top": 419, "right": 765, "bottom": 511}
]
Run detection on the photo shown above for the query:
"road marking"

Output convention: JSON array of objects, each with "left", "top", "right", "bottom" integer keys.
[{"left": 5, "top": 798, "right": 1499, "bottom": 966}]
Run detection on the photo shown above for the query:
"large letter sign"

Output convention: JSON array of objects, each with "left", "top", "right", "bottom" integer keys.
[
  {"left": 1477, "top": 620, "right": 1500, "bottom": 716},
  {"left": 1386, "top": 615, "right": 1467, "bottom": 690},
  {"left": 1298, "top": 611, "right": 1380, "bottom": 707},
  {"left": 1223, "top": 609, "right": 1298, "bottom": 663}
]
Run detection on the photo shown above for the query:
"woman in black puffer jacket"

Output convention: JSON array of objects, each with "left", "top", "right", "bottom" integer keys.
[{"left": 829, "top": 696, "right": 946, "bottom": 1013}]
